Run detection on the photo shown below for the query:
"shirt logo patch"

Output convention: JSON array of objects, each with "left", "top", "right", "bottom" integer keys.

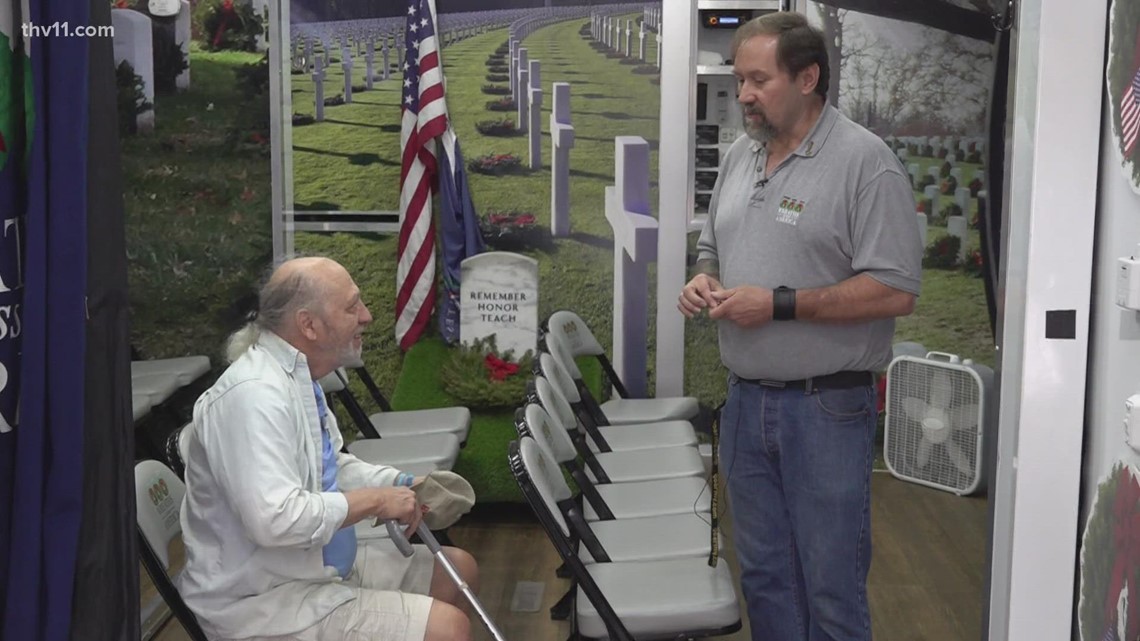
[{"left": 776, "top": 197, "right": 806, "bottom": 226}]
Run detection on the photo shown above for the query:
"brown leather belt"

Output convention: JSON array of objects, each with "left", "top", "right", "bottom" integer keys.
[{"left": 737, "top": 370, "right": 874, "bottom": 390}]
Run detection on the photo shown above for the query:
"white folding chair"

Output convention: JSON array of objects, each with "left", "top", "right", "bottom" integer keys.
[
  {"left": 134, "top": 460, "right": 208, "bottom": 641},
  {"left": 515, "top": 430, "right": 721, "bottom": 564},
  {"left": 509, "top": 438, "right": 741, "bottom": 641},
  {"left": 544, "top": 309, "right": 699, "bottom": 424},
  {"left": 319, "top": 367, "right": 470, "bottom": 444},
  {"left": 534, "top": 351, "right": 698, "bottom": 453},
  {"left": 516, "top": 402, "right": 711, "bottom": 522},
  {"left": 528, "top": 376, "right": 705, "bottom": 483},
  {"left": 316, "top": 369, "right": 461, "bottom": 472}
]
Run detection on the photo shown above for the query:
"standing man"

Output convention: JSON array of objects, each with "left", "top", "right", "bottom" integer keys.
[
  {"left": 178, "top": 256, "right": 477, "bottom": 641},
  {"left": 678, "top": 12, "right": 922, "bottom": 641}
]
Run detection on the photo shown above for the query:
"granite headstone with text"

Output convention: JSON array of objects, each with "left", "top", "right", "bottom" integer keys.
[{"left": 460, "top": 252, "right": 539, "bottom": 360}]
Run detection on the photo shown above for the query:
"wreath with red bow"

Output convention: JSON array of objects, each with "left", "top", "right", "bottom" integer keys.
[
  {"left": 1079, "top": 463, "right": 1140, "bottom": 640},
  {"left": 440, "top": 336, "right": 534, "bottom": 410}
]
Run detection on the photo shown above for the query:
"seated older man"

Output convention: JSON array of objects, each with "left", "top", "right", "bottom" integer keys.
[{"left": 177, "top": 256, "right": 478, "bottom": 641}]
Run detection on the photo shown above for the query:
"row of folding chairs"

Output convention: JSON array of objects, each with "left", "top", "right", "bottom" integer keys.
[{"left": 505, "top": 310, "right": 742, "bottom": 640}]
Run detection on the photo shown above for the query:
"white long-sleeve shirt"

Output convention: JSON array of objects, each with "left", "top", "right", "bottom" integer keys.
[{"left": 176, "top": 330, "right": 401, "bottom": 639}]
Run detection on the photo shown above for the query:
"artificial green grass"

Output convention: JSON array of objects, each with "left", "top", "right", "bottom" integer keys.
[{"left": 387, "top": 337, "right": 604, "bottom": 504}]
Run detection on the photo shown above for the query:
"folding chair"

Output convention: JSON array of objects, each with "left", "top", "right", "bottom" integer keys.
[
  {"left": 515, "top": 403, "right": 711, "bottom": 522},
  {"left": 544, "top": 310, "right": 699, "bottom": 424},
  {"left": 316, "top": 369, "right": 461, "bottom": 472},
  {"left": 509, "top": 438, "right": 741, "bottom": 641},
  {"left": 527, "top": 377, "right": 705, "bottom": 483},
  {"left": 135, "top": 459, "right": 208, "bottom": 641},
  {"left": 321, "top": 367, "right": 470, "bottom": 444},
  {"left": 512, "top": 429, "right": 720, "bottom": 564},
  {"left": 533, "top": 352, "right": 698, "bottom": 453}
]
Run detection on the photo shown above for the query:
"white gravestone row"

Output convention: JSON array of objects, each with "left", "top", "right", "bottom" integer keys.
[{"left": 460, "top": 253, "right": 540, "bottom": 361}]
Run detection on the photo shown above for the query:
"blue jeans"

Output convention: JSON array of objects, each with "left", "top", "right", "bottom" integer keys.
[{"left": 720, "top": 374, "right": 877, "bottom": 641}]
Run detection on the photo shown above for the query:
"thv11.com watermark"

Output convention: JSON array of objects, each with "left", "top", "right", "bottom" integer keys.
[{"left": 21, "top": 22, "right": 114, "bottom": 38}]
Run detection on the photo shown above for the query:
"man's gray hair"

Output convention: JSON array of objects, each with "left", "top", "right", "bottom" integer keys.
[{"left": 224, "top": 256, "right": 331, "bottom": 362}]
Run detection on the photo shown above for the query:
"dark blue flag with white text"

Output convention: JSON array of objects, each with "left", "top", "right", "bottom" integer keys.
[{"left": 437, "top": 127, "right": 485, "bottom": 344}]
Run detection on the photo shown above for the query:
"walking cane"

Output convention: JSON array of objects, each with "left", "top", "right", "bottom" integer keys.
[{"left": 386, "top": 520, "right": 509, "bottom": 641}]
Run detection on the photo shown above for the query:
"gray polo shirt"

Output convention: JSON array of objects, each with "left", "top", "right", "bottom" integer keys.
[{"left": 696, "top": 104, "right": 922, "bottom": 380}]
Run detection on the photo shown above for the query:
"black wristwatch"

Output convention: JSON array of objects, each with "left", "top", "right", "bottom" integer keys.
[{"left": 773, "top": 286, "right": 796, "bottom": 321}]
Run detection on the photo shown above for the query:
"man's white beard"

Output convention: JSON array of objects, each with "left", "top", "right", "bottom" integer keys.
[{"left": 339, "top": 344, "right": 365, "bottom": 369}]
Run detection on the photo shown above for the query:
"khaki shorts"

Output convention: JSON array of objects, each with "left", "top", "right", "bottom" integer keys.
[{"left": 227, "top": 537, "right": 437, "bottom": 641}]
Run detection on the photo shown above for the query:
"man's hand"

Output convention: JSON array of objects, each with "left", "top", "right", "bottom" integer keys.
[
  {"left": 678, "top": 273, "right": 725, "bottom": 318},
  {"left": 342, "top": 486, "right": 419, "bottom": 528},
  {"left": 708, "top": 286, "right": 773, "bottom": 328}
]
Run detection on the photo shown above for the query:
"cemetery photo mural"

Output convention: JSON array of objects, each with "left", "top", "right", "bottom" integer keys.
[
  {"left": 266, "top": 0, "right": 998, "bottom": 499},
  {"left": 282, "top": 0, "right": 663, "bottom": 501},
  {"left": 803, "top": 2, "right": 999, "bottom": 370}
]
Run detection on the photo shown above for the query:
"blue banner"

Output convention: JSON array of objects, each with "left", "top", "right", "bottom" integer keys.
[
  {"left": 2, "top": 0, "right": 90, "bottom": 638},
  {"left": 437, "top": 130, "right": 485, "bottom": 344}
]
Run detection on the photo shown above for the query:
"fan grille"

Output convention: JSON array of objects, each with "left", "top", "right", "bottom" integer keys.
[{"left": 885, "top": 359, "right": 983, "bottom": 493}]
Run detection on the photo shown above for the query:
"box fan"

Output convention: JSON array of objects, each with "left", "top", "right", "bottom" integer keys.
[{"left": 884, "top": 349, "right": 995, "bottom": 496}]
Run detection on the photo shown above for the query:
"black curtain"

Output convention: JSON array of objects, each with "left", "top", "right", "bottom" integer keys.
[{"left": 68, "top": 0, "right": 139, "bottom": 638}]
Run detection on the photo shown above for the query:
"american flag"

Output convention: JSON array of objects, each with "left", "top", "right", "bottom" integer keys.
[
  {"left": 396, "top": 0, "right": 448, "bottom": 350},
  {"left": 1121, "top": 67, "right": 1140, "bottom": 158}
]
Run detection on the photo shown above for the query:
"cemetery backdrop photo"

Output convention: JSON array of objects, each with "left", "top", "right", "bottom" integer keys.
[{"left": 116, "top": 0, "right": 998, "bottom": 503}]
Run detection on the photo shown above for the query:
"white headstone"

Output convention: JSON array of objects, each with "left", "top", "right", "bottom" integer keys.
[
  {"left": 924, "top": 184, "right": 940, "bottom": 218},
  {"left": 955, "top": 186, "right": 971, "bottom": 213},
  {"left": 365, "top": 40, "right": 374, "bottom": 90},
  {"left": 624, "top": 19, "right": 632, "bottom": 57},
  {"left": 511, "top": 40, "right": 521, "bottom": 100},
  {"left": 604, "top": 136, "right": 657, "bottom": 398},
  {"left": 639, "top": 21, "right": 647, "bottom": 61},
  {"left": 460, "top": 253, "right": 540, "bottom": 360},
  {"left": 313, "top": 58, "right": 324, "bottom": 121},
  {"left": 916, "top": 212, "right": 928, "bottom": 247},
  {"left": 175, "top": 0, "right": 190, "bottom": 90},
  {"left": 382, "top": 38, "right": 391, "bottom": 81},
  {"left": 947, "top": 216, "right": 968, "bottom": 262},
  {"left": 342, "top": 56, "right": 353, "bottom": 104},
  {"left": 528, "top": 60, "right": 542, "bottom": 170},
  {"left": 516, "top": 48, "right": 529, "bottom": 128},
  {"left": 112, "top": 9, "right": 155, "bottom": 133},
  {"left": 550, "top": 82, "right": 574, "bottom": 238},
  {"left": 656, "top": 33, "right": 662, "bottom": 68}
]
